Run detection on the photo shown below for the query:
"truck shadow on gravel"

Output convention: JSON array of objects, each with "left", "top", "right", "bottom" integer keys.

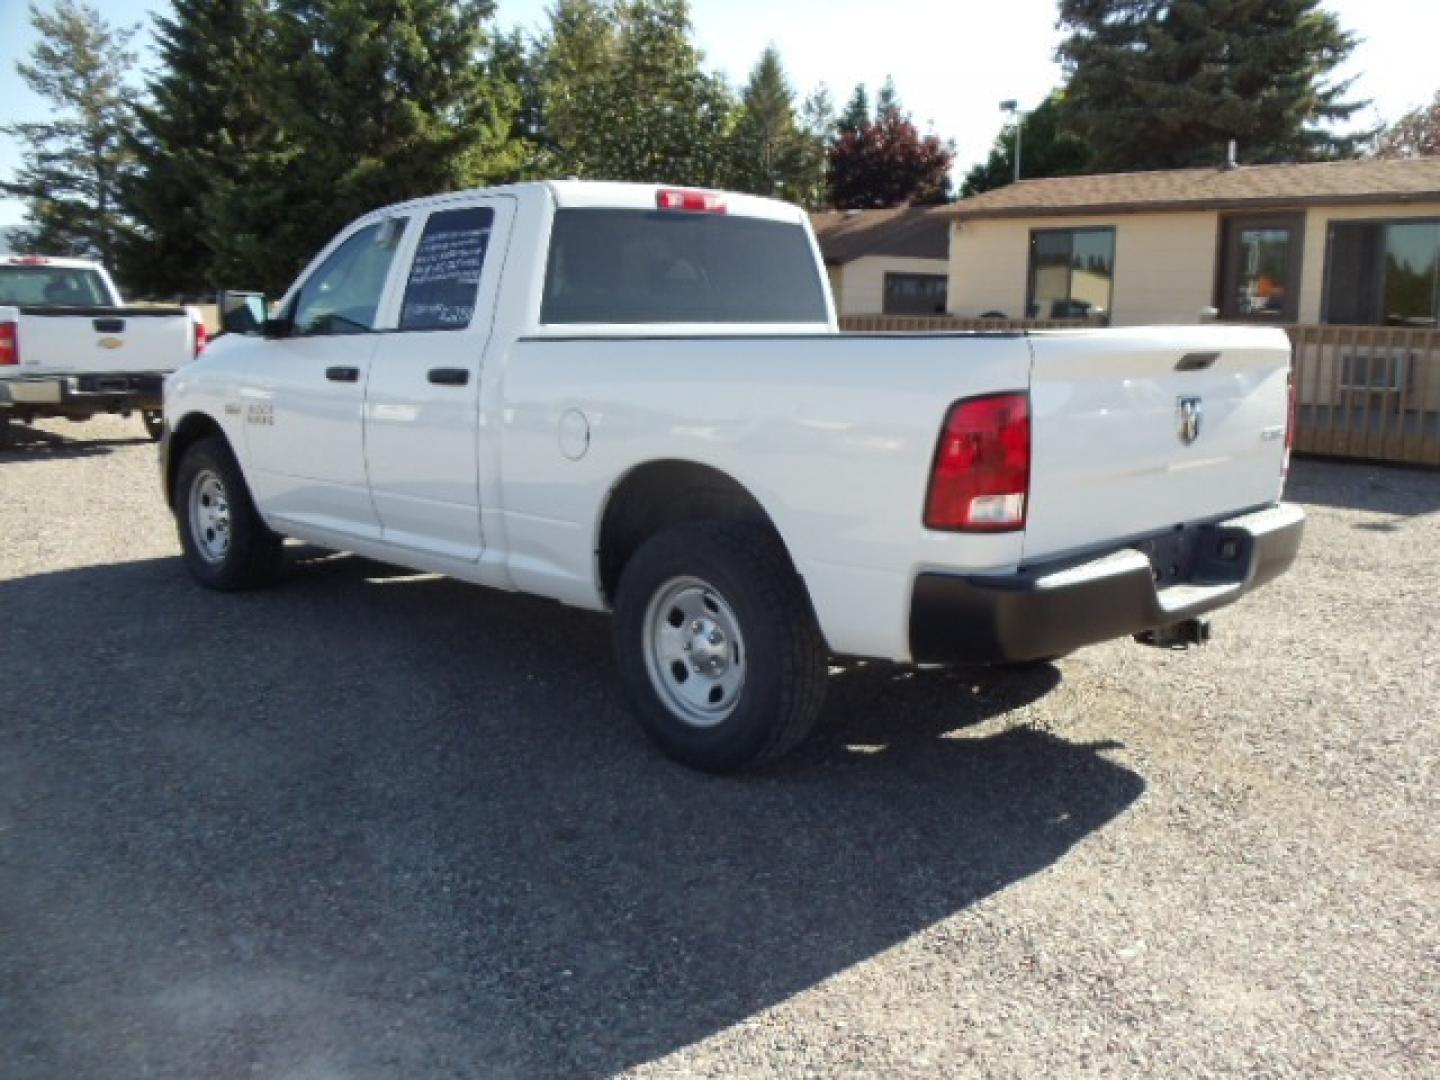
[
  {"left": 1, "top": 553, "right": 1144, "bottom": 1079},
  {"left": 0, "top": 421, "right": 149, "bottom": 461},
  {"left": 1287, "top": 457, "right": 1440, "bottom": 518}
]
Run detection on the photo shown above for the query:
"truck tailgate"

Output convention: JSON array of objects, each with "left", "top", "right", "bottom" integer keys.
[
  {"left": 1023, "top": 326, "right": 1291, "bottom": 562},
  {"left": 14, "top": 306, "right": 192, "bottom": 376}
]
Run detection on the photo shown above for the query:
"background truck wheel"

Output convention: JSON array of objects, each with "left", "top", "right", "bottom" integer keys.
[
  {"left": 173, "top": 435, "right": 283, "bottom": 590},
  {"left": 613, "top": 521, "right": 828, "bottom": 772},
  {"left": 141, "top": 409, "right": 164, "bottom": 441},
  {"left": 0, "top": 414, "right": 12, "bottom": 449}
]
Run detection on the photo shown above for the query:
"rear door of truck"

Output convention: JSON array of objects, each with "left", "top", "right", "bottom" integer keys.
[{"left": 1022, "top": 326, "right": 1291, "bottom": 562}]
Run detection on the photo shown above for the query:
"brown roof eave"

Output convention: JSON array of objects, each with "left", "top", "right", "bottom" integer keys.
[{"left": 946, "top": 190, "right": 1440, "bottom": 221}]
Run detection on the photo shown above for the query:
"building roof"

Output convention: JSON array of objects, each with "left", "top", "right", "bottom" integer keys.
[
  {"left": 946, "top": 157, "right": 1440, "bottom": 220},
  {"left": 809, "top": 206, "right": 949, "bottom": 264}
]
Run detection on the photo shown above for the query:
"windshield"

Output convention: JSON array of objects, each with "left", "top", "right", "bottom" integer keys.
[
  {"left": 0, "top": 265, "right": 112, "bottom": 307},
  {"left": 541, "top": 209, "right": 829, "bottom": 324}
]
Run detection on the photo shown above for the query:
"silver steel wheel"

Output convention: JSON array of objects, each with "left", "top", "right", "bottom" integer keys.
[
  {"left": 187, "top": 468, "right": 232, "bottom": 564},
  {"left": 642, "top": 575, "right": 747, "bottom": 727}
]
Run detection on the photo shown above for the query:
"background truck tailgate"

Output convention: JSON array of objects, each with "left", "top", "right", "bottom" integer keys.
[{"left": 15, "top": 306, "right": 192, "bottom": 376}]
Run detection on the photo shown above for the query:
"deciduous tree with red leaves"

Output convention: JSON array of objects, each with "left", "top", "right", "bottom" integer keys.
[{"left": 826, "top": 82, "right": 953, "bottom": 209}]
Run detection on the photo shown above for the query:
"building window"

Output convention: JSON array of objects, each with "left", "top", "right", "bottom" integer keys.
[
  {"left": 1324, "top": 219, "right": 1440, "bottom": 327},
  {"left": 883, "top": 272, "right": 947, "bottom": 315},
  {"left": 1027, "top": 228, "right": 1114, "bottom": 321},
  {"left": 1218, "top": 214, "right": 1304, "bottom": 322}
]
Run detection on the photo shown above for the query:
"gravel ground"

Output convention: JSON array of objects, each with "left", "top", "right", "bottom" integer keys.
[{"left": 0, "top": 416, "right": 1436, "bottom": 1078}]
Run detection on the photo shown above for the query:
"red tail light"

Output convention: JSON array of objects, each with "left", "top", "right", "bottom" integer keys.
[
  {"left": 656, "top": 188, "right": 726, "bottom": 214},
  {"left": 925, "top": 392, "right": 1031, "bottom": 532},
  {"left": 0, "top": 320, "right": 17, "bottom": 366},
  {"left": 193, "top": 317, "right": 208, "bottom": 358}
]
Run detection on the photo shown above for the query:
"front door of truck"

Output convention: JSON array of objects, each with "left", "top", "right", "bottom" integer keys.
[
  {"left": 242, "top": 216, "right": 410, "bottom": 540},
  {"left": 363, "top": 197, "right": 513, "bottom": 562}
]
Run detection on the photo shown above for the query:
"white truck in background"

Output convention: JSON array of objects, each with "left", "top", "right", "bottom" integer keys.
[
  {"left": 161, "top": 181, "right": 1304, "bottom": 771},
  {"left": 0, "top": 255, "right": 207, "bottom": 446}
]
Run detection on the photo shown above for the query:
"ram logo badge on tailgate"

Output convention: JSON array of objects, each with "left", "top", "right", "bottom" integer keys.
[{"left": 1177, "top": 396, "right": 1203, "bottom": 445}]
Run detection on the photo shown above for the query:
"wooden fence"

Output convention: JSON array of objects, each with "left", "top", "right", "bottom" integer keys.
[
  {"left": 837, "top": 316, "right": 1440, "bottom": 467},
  {"left": 1288, "top": 324, "right": 1440, "bottom": 466}
]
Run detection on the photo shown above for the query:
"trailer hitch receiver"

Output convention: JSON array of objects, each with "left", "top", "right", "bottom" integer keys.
[{"left": 1134, "top": 617, "right": 1212, "bottom": 650}]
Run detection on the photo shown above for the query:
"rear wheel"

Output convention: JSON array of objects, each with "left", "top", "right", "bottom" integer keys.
[
  {"left": 613, "top": 521, "right": 828, "bottom": 772},
  {"left": 173, "top": 436, "right": 282, "bottom": 590},
  {"left": 141, "top": 409, "right": 164, "bottom": 441}
]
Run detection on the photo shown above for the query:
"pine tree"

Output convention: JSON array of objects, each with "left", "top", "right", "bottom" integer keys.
[
  {"left": 837, "top": 84, "right": 870, "bottom": 136},
  {"left": 875, "top": 76, "right": 901, "bottom": 119},
  {"left": 1, "top": 0, "right": 140, "bottom": 266},
  {"left": 726, "top": 46, "right": 819, "bottom": 203},
  {"left": 828, "top": 83, "right": 953, "bottom": 208},
  {"left": 961, "top": 94, "right": 1093, "bottom": 197},
  {"left": 537, "top": 0, "right": 735, "bottom": 186},
  {"left": 123, "top": 0, "right": 281, "bottom": 296},
  {"left": 794, "top": 84, "right": 836, "bottom": 210},
  {"left": 1058, "top": 0, "right": 1367, "bottom": 170},
  {"left": 251, "top": 0, "right": 522, "bottom": 292},
  {"left": 536, "top": 0, "right": 619, "bottom": 176}
]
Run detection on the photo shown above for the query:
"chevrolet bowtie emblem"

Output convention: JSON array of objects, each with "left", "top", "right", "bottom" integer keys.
[{"left": 97, "top": 336, "right": 124, "bottom": 350}]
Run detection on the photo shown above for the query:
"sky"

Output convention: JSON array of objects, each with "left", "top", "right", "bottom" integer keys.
[{"left": 1, "top": 0, "right": 1437, "bottom": 235}]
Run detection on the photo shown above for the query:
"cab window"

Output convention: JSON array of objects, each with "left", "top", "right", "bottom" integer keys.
[
  {"left": 291, "top": 218, "right": 407, "bottom": 336},
  {"left": 399, "top": 207, "right": 493, "bottom": 331}
]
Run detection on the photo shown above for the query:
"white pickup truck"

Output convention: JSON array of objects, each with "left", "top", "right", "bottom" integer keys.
[
  {"left": 0, "top": 254, "right": 206, "bottom": 446},
  {"left": 161, "top": 181, "right": 1303, "bottom": 771}
]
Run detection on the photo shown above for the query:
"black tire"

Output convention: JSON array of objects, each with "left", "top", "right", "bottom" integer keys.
[
  {"left": 613, "top": 520, "right": 828, "bottom": 772},
  {"left": 0, "top": 414, "right": 13, "bottom": 449},
  {"left": 141, "top": 409, "right": 164, "bottom": 441},
  {"left": 173, "top": 435, "right": 283, "bottom": 590}
]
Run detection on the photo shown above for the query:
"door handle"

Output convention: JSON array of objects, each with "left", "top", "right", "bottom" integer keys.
[
  {"left": 325, "top": 366, "right": 360, "bottom": 383},
  {"left": 427, "top": 367, "right": 470, "bottom": 386}
]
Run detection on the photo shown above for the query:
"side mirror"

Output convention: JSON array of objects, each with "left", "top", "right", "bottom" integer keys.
[
  {"left": 261, "top": 316, "right": 292, "bottom": 339},
  {"left": 217, "top": 290, "right": 267, "bottom": 335}
]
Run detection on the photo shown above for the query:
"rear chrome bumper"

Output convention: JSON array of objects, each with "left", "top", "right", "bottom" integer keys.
[
  {"left": 0, "top": 372, "right": 164, "bottom": 411},
  {"left": 908, "top": 503, "right": 1305, "bottom": 664}
]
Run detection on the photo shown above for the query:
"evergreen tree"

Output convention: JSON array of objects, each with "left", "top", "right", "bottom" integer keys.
[
  {"left": 536, "top": 0, "right": 618, "bottom": 175},
  {"left": 961, "top": 94, "right": 1093, "bottom": 197},
  {"left": 1058, "top": 0, "right": 1367, "bottom": 170},
  {"left": 537, "top": 0, "right": 734, "bottom": 186},
  {"left": 726, "top": 46, "right": 818, "bottom": 203},
  {"left": 1, "top": 0, "right": 140, "bottom": 265},
  {"left": 837, "top": 84, "right": 870, "bottom": 135},
  {"left": 491, "top": 26, "right": 551, "bottom": 176},
  {"left": 123, "top": 0, "right": 280, "bottom": 296},
  {"left": 245, "top": 0, "right": 522, "bottom": 293},
  {"left": 828, "top": 83, "right": 953, "bottom": 208},
  {"left": 875, "top": 76, "right": 901, "bottom": 119},
  {"left": 795, "top": 84, "right": 836, "bottom": 210}
]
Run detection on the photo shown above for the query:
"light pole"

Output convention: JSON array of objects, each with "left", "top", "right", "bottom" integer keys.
[{"left": 999, "top": 99, "right": 1022, "bottom": 183}]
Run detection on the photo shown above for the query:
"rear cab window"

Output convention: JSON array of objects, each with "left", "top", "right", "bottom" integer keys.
[
  {"left": 540, "top": 209, "right": 828, "bottom": 325},
  {"left": 0, "top": 265, "right": 111, "bottom": 307}
]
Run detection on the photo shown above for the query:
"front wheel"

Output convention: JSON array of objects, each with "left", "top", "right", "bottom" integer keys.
[
  {"left": 173, "top": 436, "right": 283, "bottom": 590},
  {"left": 141, "top": 409, "right": 164, "bottom": 441},
  {"left": 613, "top": 521, "right": 828, "bottom": 772}
]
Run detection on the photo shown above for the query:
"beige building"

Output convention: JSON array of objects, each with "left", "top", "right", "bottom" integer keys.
[
  {"left": 944, "top": 158, "right": 1440, "bottom": 327},
  {"left": 810, "top": 206, "right": 950, "bottom": 316}
]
